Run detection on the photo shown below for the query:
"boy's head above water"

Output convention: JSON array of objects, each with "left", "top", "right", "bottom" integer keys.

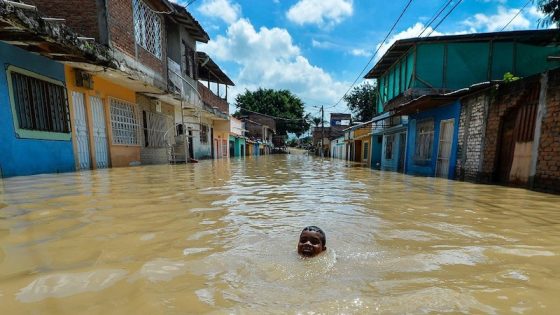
[{"left": 297, "top": 226, "right": 326, "bottom": 257}]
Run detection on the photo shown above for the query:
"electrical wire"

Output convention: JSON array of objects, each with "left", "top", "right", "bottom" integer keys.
[
  {"left": 238, "top": 108, "right": 309, "bottom": 122},
  {"left": 325, "top": 0, "right": 415, "bottom": 111},
  {"left": 500, "top": 0, "right": 531, "bottom": 32},
  {"left": 417, "top": 0, "right": 453, "bottom": 37},
  {"left": 426, "top": 0, "right": 463, "bottom": 37}
]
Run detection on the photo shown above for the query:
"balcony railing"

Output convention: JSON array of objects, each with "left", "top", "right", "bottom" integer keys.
[
  {"left": 197, "top": 82, "right": 229, "bottom": 115},
  {"left": 167, "top": 57, "right": 202, "bottom": 109}
]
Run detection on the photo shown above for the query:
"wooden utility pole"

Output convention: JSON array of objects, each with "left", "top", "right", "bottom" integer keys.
[{"left": 321, "top": 105, "right": 325, "bottom": 158}]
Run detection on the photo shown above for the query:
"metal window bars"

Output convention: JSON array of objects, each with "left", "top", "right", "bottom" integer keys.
[
  {"left": 110, "top": 98, "right": 141, "bottom": 145},
  {"left": 132, "top": 0, "right": 162, "bottom": 59},
  {"left": 143, "top": 111, "right": 173, "bottom": 148}
]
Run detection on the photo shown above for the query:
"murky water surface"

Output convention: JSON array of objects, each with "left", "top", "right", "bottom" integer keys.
[{"left": 1, "top": 155, "right": 560, "bottom": 314}]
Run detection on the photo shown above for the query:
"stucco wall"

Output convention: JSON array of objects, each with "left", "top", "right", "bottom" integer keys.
[{"left": 0, "top": 42, "right": 75, "bottom": 177}]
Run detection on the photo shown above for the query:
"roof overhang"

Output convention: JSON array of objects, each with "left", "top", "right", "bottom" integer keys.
[
  {"left": 394, "top": 81, "right": 496, "bottom": 115},
  {"left": 197, "top": 52, "right": 234, "bottom": 86},
  {"left": 170, "top": 3, "right": 209, "bottom": 43},
  {"left": 0, "top": 1, "right": 116, "bottom": 67},
  {"left": 365, "top": 29, "right": 560, "bottom": 79}
]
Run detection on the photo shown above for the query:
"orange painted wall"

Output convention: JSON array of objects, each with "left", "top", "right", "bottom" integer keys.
[{"left": 65, "top": 66, "right": 140, "bottom": 169}]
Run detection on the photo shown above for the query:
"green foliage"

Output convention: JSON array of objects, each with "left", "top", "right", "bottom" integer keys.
[
  {"left": 311, "top": 116, "right": 322, "bottom": 127},
  {"left": 287, "top": 138, "right": 298, "bottom": 147},
  {"left": 234, "top": 88, "right": 310, "bottom": 137},
  {"left": 503, "top": 72, "right": 521, "bottom": 82},
  {"left": 536, "top": 0, "right": 560, "bottom": 28},
  {"left": 343, "top": 82, "right": 377, "bottom": 122}
]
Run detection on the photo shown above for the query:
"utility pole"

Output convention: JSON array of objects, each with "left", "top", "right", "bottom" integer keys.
[{"left": 321, "top": 105, "right": 325, "bottom": 158}]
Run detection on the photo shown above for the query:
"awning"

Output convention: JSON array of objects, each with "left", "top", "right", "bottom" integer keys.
[{"left": 197, "top": 52, "right": 235, "bottom": 86}]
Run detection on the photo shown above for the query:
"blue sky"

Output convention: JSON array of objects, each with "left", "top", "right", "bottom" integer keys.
[{"left": 175, "top": 0, "right": 549, "bottom": 117}]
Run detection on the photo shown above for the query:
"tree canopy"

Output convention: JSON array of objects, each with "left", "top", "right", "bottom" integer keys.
[
  {"left": 536, "top": 0, "right": 560, "bottom": 27},
  {"left": 343, "top": 82, "right": 377, "bottom": 122},
  {"left": 234, "top": 88, "right": 310, "bottom": 137}
]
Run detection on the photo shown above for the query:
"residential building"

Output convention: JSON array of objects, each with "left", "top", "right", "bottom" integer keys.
[
  {"left": 229, "top": 116, "right": 246, "bottom": 157},
  {"left": 365, "top": 29, "right": 560, "bottom": 179},
  {"left": 241, "top": 113, "right": 276, "bottom": 155},
  {"left": 0, "top": 2, "right": 115, "bottom": 177}
]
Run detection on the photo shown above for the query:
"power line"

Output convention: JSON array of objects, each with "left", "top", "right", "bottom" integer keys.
[
  {"left": 426, "top": 0, "right": 463, "bottom": 37},
  {"left": 417, "top": 0, "right": 453, "bottom": 37},
  {"left": 326, "top": 0, "right": 414, "bottom": 111},
  {"left": 185, "top": 0, "right": 199, "bottom": 7},
  {"left": 238, "top": 108, "right": 309, "bottom": 122},
  {"left": 500, "top": 0, "right": 531, "bottom": 32}
]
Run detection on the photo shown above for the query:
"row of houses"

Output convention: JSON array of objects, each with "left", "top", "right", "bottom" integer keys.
[
  {"left": 0, "top": 0, "right": 275, "bottom": 178},
  {"left": 329, "top": 29, "right": 560, "bottom": 194}
]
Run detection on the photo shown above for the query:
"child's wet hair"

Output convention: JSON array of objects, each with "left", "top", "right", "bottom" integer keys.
[{"left": 302, "top": 226, "right": 326, "bottom": 246}]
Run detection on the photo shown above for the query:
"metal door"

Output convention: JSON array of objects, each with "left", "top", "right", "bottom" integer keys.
[
  {"left": 72, "top": 91, "right": 91, "bottom": 170},
  {"left": 90, "top": 96, "right": 109, "bottom": 169},
  {"left": 436, "top": 119, "right": 454, "bottom": 178}
]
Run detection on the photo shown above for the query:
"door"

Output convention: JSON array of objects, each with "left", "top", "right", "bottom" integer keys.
[
  {"left": 435, "top": 119, "right": 455, "bottom": 178},
  {"left": 496, "top": 109, "right": 518, "bottom": 183},
  {"left": 72, "top": 92, "right": 91, "bottom": 170},
  {"left": 397, "top": 132, "right": 406, "bottom": 173},
  {"left": 90, "top": 96, "right": 109, "bottom": 169},
  {"left": 188, "top": 128, "right": 194, "bottom": 159}
]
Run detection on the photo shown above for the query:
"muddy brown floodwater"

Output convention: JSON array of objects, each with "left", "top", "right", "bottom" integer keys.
[{"left": 1, "top": 155, "right": 560, "bottom": 314}]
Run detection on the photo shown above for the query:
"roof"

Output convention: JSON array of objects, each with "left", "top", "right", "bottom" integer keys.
[
  {"left": 170, "top": 3, "right": 209, "bottom": 43},
  {"left": 394, "top": 81, "right": 496, "bottom": 115},
  {"left": 365, "top": 29, "right": 560, "bottom": 79},
  {"left": 0, "top": 1, "right": 115, "bottom": 66},
  {"left": 197, "top": 52, "right": 235, "bottom": 86}
]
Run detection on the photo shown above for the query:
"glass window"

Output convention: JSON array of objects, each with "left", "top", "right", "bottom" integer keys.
[
  {"left": 200, "top": 124, "right": 209, "bottom": 144},
  {"left": 414, "top": 119, "right": 434, "bottom": 163},
  {"left": 133, "top": 0, "right": 162, "bottom": 59}
]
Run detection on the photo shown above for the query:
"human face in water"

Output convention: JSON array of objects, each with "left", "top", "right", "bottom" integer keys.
[{"left": 297, "top": 230, "right": 326, "bottom": 257}]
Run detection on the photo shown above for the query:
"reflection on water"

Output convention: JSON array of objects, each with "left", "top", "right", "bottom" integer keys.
[{"left": 1, "top": 155, "right": 560, "bottom": 314}]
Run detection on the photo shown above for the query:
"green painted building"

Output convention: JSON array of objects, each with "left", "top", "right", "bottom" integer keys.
[{"left": 366, "top": 30, "right": 560, "bottom": 113}]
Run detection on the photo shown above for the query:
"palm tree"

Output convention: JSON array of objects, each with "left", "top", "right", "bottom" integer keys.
[{"left": 311, "top": 117, "right": 322, "bottom": 128}]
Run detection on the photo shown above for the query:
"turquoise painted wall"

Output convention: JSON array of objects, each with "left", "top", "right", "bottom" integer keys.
[
  {"left": 0, "top": 42, "right": 75, "bottom": 178},
  {"left": 377, "top": 41, "right": 560, "bottom": 109}
]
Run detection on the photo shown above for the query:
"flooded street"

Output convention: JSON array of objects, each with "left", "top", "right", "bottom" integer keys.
[{"left": 1, "top": 155, "right": 560, "bottom": 314}]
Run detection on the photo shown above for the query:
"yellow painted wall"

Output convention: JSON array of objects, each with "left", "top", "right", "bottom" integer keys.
[{"left": 66, "top": 66, "right": 140, "bottom": 169}]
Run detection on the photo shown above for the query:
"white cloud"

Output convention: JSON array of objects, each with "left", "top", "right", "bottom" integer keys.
[
  {"left": 200, "top": 19, "right": 349, "bottom": 110},
  {"left": 197, "top": 0, "right": 241, "bottom": 24},
  {"left": 286, "top": 0, "right": 353, "bottom": 27},
  {"left": 311, "top": 39, "right": 335, "bottom": 49},
  {"left": 463, "top": 6, "right": 531, "bottom": 32},
  {"left": 350, "top": 48, "right": 370, "bottom": 57}
]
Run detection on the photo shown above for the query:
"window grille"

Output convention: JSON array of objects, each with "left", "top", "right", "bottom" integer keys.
[
  {"left": 385, "top": 135, "right": 394, "bottom": 160},
  {"left": 142, "top": 110, "right": 173, "bottom": 148},
  {"left": 363, "top": 142, "right": 369, "bottom": 160},
  {"left": 9, "top": 71, "right": 70, "bottom": 133},
  {"left": 110, "top": 98, "right": 141, "bottom": 145},
  {"left": 414, "top": 119, "right": 434, "bottom": 162},
  {"left": 132, "top": 0, "right": 162, "bottom": 59},
  {"left": 200, "top": 124, "right": 209, "bottom": 143}
]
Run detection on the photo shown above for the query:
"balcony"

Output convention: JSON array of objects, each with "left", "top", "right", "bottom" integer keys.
[
  {"left": 197, "top": 82, "right": 229, "bottom": 115},
  {"left": 167, "top": 58, "right": 202, "bottom": 109}
]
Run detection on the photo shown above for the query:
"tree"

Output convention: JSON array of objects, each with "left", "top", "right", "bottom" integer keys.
[
  {"left": 343, "top": 82, "right": 377, "bottom": 122},
  {"left": 234, "top": 88, "right": 310, "bottom": 137},
  {"left": 536, "top": 0, "right": 560, "bottom": 27},
  {"left": 311, "top": 116, "right": 322, "bottom": 128}
]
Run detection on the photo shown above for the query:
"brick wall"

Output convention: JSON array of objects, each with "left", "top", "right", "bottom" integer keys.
[
  {"left": 534, "top": 69, "right": 560, "bottom": 193},
  {"left": 107, "top": 0, "right": 166, "bottom": 80},
  {"left": 197, "top": 83, "right": 229, "bottom": 114},
  {"left": 27, "top": 0, "right": 100, "bottom": 40},
  {"left": 456, "top": 93, "right": 489, "bottom": 181},
  {"left": 480, "top": 78, "right": 540, "bottom": 183}
]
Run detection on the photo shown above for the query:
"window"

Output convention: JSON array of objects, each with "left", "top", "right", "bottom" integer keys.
[
  {"left": 110, "top": 99, "right": 141, "bottom": 145},
  {"left": 414, "top": 119, "right": 434, "bottom": 163},
  {"left": 7, "top": 67, "right": 70, "bottom": 138},
  {"left": 183, "top": 42, "right": 196, "bottom": 79},
  {"left": 142, "top": 110, "right": 172, "bottom": 148},
  {"left": 363, "top": 142, "right": 369, "bottom": 160},
  {"left": 200, "top": 124, "right": 208, "bottom": 143},
  {"left": 133, "top": 0, "right": 162, "bottom": 59},
  {"left": 385, "top": 135, "right": 394, "bottom": 160}
]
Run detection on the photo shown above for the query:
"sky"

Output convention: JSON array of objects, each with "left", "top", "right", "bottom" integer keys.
[{"left": 174, "top": 0, "right": 550, "bottom": 119}]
